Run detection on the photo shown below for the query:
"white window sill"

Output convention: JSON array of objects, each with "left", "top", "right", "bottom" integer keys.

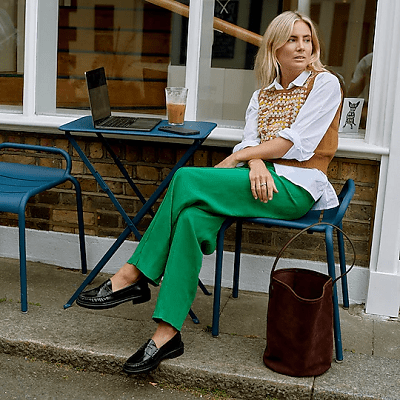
[
  {"left": 206, "top": 126, "right": 388, "bottom": 161},
  {"left": 0, "top": 112, "right": 389, "bottom": 161}
]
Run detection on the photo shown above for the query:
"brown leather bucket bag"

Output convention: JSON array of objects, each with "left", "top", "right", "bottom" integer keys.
[{"left": 263, "top": 223, "right": 355, "bottom": 377}]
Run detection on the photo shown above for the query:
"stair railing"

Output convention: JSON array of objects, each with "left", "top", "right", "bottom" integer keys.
[{"left": 145, "top": 0, "right": 263, "bottom": 47}]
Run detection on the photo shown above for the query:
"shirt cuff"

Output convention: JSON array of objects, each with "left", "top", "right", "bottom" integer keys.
[{"left": 279, "top": 129, "right": 313, "bottom": 161}]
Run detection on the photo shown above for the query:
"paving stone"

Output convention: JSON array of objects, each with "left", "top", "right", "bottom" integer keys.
[{"left": 1, "top": 258, "right": 399, "bottom": 399}]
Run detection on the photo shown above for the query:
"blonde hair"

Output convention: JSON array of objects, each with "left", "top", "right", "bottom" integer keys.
[{"left": 254, "top": 11, "right": 325, "bottom": 88}]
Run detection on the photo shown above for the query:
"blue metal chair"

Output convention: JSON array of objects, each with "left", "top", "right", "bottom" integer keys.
[
  {"left": 212, "top": 179, "right": 356, "bottom": 362},
  {"left": 0, "top": 143, "right": 87, "bottom": 312}
]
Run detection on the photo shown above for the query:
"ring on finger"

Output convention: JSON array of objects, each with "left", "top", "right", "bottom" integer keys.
[{"left": 260, "top": 183, "right": 267, "bottom": 187}]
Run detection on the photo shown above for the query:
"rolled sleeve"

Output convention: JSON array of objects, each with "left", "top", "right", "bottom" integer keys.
[
  {"left": 279, "top": 72, "right": 341, "bottom": 162},
  {"left": 279, "top": 127, "right": 313, "bottom": 160},
  {"left": 233, "top": 90, "right": 260, "bottom": 153}
]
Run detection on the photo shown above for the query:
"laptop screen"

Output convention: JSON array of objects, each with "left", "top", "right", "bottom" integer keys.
[{"left": 85, "top": 67, "right": 111, "bottom": 123}]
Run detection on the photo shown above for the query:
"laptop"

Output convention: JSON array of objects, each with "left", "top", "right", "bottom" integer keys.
[{"left": 85, "top": 67, "right": 162, "bottom": 131}]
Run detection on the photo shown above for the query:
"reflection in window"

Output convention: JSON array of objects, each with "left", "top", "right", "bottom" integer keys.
[
  {"left": 211, "top": 0, "right": 278, "bottom": 71},
  {"left": 197, "top": 0, "right": 292, "bottom": 126},
  {"left": 0, "top": 1, "right": 24, "bottom": 109},
  {"left": 56, "top": 0, "right": 378, "bottom": 129},
  {"left": 311, "top": 0, "right": 377, "bottom": 130},
  {"left": 57, "top": 0, "right": 188, "bottom": 116},
  {"left": 197, "top": 0, "right": 377, "bottom": 128}
]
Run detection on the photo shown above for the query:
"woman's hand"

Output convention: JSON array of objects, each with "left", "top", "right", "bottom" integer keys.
[
  {"left": 214, "top": 153, "right": 238, "bottom": 169},
  {"left": 248, "top": 159, "right": 278, "bottom": 203}
]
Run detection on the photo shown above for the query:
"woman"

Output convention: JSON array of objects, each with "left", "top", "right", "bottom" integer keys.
[{"left": 76, "top": 11, "right": 342, "bottom": 374}]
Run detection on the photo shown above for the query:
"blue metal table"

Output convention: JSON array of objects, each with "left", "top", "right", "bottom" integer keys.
[{"left": 60, "top": 116, "right": 217, "bottom": 309}]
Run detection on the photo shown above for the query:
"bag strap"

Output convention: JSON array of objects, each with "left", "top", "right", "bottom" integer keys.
[{"left": 271, "top": 222, "right": 356, "bottom": 285}]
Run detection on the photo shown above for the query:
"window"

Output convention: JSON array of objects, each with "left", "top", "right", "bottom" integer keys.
[
  {"left": 57, "top": 0, "right": 188, "bottom": 117},
  {"left": 311, "top": 0, "right": 377, "bottom": 131},
  {"left": 0, "top": 0, "right": 382, "bottom": 142},
  {"left": 0, "top": 0, "right": 25, "bottom": 111},
  {"left": 196, "top": 0, "right": 290, "bottom": 126},
  {"left": 55, "top": 0, "right": 377, "bottom": 131},
  {"left": 194, "top": 0, "right": 377, "bottom": 129}
]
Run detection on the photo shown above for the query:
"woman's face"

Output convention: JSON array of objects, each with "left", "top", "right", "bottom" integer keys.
[{"left": 276, "top": 20, "right": 313, "bottom": 76}]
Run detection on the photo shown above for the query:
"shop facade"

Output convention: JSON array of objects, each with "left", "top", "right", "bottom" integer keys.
[{"left": 0, "top": 0, "right": 398, "bottom": 317}]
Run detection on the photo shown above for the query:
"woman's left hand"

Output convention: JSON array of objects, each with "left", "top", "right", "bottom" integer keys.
[
  {"left": 214, "top": 154, "right": 238, "bottom": 169},
  {"left": 248, "top": 159, "right": 278, "bottom": 203}
]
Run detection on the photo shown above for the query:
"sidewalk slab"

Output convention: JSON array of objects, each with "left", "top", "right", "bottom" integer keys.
[
  {"left": 314, "top": 353, "right": 400, "bottom": 400},
  {"left": 1, "top": 258, "right": 400, "bottom": 399}
]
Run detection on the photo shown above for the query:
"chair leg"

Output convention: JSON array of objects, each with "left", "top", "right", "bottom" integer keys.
[
  {"left": 212, "top": 228, "right": 225, "bottom": 336},
  {"left": 69, "top": 176, "right": 87, "bottom": 274},
  {"left": 232, "top": 219, "right": 243, "bottom": 298},
  {"left": 187, "top": 279, "right": 211, "bottom": 325},
  {"left": 337, "top": 225, "right": 349, "bottom": 309},
  {"left": 189, "top": 309, "right": 200, "bottom": 324},
  {"left": 18, "top": 212, "right": 28, "bottom": 313},
  {"left": 212, "top": 219, "right": 233, "bottom": 337},
  {"left": 198, "top": 279, "right": 211, "bottom": 296},
  {"left": 325, "top": 227, "right": 344, "bottom": 362}
]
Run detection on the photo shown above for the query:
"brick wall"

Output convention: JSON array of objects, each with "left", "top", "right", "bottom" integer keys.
[{"left": 0, "top": 130, "right": 379, "bottom": 268}]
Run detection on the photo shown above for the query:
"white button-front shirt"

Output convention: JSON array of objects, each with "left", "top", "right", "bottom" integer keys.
[{"left": 233, "top": 70, "right": 342, "bottom": 210}]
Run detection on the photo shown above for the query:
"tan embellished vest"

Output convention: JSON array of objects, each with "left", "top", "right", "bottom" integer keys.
[{"left": 258, "top": 70, "right": 340, "bottom": 175}]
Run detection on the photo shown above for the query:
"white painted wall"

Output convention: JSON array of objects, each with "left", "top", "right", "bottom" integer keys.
[
  {"left": 365, "top": 0, "right": 400, "bottom": 318},
  {"left": 0, "top": 226, "right": 368, "bottom": 305}
]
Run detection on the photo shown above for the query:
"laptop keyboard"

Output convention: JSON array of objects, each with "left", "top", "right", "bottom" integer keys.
[{"left": 98, "top": 116, "right": 138, "bottom": 128}]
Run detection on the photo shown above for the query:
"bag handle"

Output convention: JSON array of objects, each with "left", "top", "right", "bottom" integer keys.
[{"left": 271, "top": 222, "right": 356, "bottom": 285}]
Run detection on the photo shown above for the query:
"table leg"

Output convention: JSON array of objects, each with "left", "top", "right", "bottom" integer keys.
[
  {"left": 95, "top": 132, "right": 155, "bottom": 217},
  {"left": 65, "top": 131, "right": 142, "bottom": 240},
  {"left": 64, "top": 225, "right": 132, "bottom": 308},
  {"left": 134, "top": 139, "right": 204, "bottom": 219},
  {"left": 64, "top": 135, "right": 206, "bottom": 307}
]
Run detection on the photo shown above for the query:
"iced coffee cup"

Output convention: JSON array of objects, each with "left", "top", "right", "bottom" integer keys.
[{"left": 165, "top": 87, "right": 188, "bottom": 125}]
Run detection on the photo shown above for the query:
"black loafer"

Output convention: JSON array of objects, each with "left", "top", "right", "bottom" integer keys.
[
  {"left": 123, "top": 332, "right": 184, "bottom": 374},
  {"left": 76, "top": 278, "right": 151, "bottom": 309}
]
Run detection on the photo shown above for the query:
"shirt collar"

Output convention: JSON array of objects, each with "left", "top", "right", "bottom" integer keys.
[{"left": 267, "top": 70, "right": 311, "bottom": 90}]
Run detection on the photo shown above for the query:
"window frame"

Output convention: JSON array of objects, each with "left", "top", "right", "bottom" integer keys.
[{"left": 0, "top": 0, "right": 390, "bottom": 159}]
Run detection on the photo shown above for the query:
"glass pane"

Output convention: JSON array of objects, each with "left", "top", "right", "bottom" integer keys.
[
  {"left": 197, "top": 0, "right": 294, "bottom": 126},
  {"left": 0, "top": 1, "right": 24, "bottom": 110},
  {"left": 312, "top": 0, "right": 377, "bottom": 131},
  {"left": 57, "top": 0, "right": 188, "bottom": 116},
  {"left": 197, "top": 0, "right": 377, "bottom": 129},
  {"left": 211, "top": 0, "right": 285, "bottom": 70}
]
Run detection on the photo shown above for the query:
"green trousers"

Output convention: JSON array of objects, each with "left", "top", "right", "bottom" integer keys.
[{"left": 128, "top": 164, "right": 314, "bottom": 331}]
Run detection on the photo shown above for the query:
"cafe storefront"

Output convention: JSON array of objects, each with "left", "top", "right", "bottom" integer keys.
[{"left": 0, "top": 0, "right": 399, "bottom": 318}]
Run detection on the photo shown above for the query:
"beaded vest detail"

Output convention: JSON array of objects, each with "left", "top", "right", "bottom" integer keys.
[
  {"left": 257, "top": 70, "right": 340, "bottom": 175},
  {"left": 258, "top": 71, "right": 317, "bottom": 142}
]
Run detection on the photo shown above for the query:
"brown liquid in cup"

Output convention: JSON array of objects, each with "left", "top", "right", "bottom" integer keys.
[{"left": 167, "top": 103, "right": 186, "bottom": 125}]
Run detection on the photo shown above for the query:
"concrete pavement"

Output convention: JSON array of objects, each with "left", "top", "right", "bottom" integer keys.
[
  {"left": 1, "top": 257, "right": 400, "bottom": 399},
  {"left": 0, "top": 352, "right": 205, "bottom": 399}
]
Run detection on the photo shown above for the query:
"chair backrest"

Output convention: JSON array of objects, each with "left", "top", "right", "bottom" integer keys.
[
  {"left": 321, "top": 179, "right": 355, "bottom": 226},
  {"left": 0, "top": 142, "right": 72, "bottom": 173}
]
